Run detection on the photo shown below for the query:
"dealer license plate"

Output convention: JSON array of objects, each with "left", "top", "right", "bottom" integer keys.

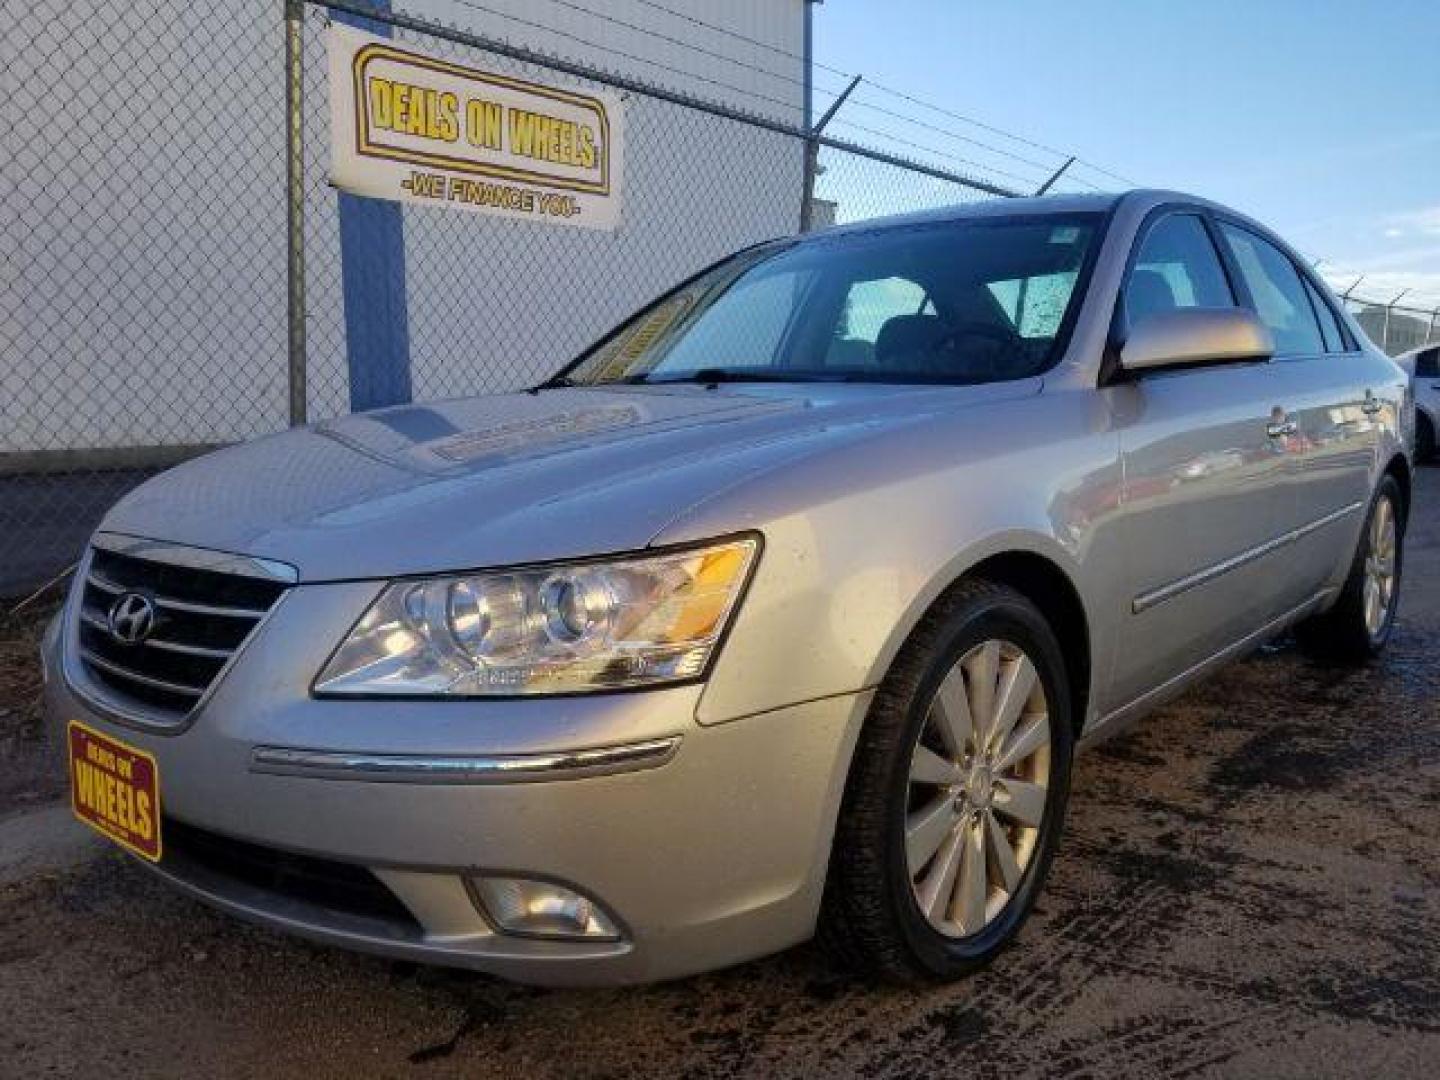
[{"left": 68, "top": 720, "right": 162, "bottom": 862}]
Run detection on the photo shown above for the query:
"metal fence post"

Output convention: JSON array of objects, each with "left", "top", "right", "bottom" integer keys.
[
  {"left": 1382, "top": 289, "right": 1409, "bottom": 355},
  {"left": 799, "top": 75, "right": 860, "bottom": 233},
  {"left": 799, "top": 139, "right": 820, "bottom": 234},
  {"left": 284, "top": 0, "right": 307, "bottom": 427},
  {"left": 1034, "top": 156, "right": 1074, "bottom": 196}
]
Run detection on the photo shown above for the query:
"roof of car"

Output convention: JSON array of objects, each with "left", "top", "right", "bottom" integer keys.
[{"left": 805, "top": 189, "right": 1208, "bottom": 240}]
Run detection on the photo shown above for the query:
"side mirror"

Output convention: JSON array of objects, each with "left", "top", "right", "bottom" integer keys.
[{"left": 1120, "top": 308, "right": 1274, "bottom": 374}]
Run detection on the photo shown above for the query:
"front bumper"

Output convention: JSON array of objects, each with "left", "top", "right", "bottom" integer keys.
[{"left": 44, "top": 578, "right": 869, "bottom": 986}]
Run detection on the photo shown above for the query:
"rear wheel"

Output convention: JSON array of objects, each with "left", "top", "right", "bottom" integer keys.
[
  {"left": 820, "top": 580, "right": 1074, "bottom": 982},
  {"left": 1296, "top": 476, "right": 1404, "bottom": 664}
]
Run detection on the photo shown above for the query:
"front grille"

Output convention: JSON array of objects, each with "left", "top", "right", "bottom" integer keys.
[
  {"left": 162, "top": 817, "right": 421, "bottom": 934},
  {"left": 77, "top": 546, "right": 287, "bottom": 716}
]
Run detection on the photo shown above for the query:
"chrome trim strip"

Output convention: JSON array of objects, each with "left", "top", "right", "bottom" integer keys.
[
  {"left": 141, "top": 637, "right": 234, "bottom": 660},
  {"left": 249, "top": 737, "right": 682, "bottom": 784},
  {"left": 87, "top": 570, "right": 269, "bottom": 619},
  {"left": 150, "top": 594, "right": 270, "bottom": 620},
  {"left": 92, "top": 532, "right": 299, "bottom": 584},
  {"left": 78, "top": 608, "right": 233, "bottom": 659},
  {"left": 1132, "top": 501, "right": 1364, "bottom": 615},
  {"left": 78, "top": 648, "right": 207, "bottom": 697}
]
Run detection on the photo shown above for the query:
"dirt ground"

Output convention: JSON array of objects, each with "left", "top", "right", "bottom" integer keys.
[
  {"left": 2, "top": 470, "right": 1437, "bottom": 1079},
  {"left": 0, "top": 597, "right": 63, "bottom": 815}
]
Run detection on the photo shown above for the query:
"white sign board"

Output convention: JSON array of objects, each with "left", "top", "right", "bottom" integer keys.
[{"left": 327, "top": 24, "right": 623, "bottom": 230}]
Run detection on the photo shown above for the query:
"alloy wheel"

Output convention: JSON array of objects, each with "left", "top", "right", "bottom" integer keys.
[
  {"left": 1363, "top": 494, "right": 1398, "bottom": 639},
  {"left": 904, "top": 639, "right": 1051, "bottom": 938}
]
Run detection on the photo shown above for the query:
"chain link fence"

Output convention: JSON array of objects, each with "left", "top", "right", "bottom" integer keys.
[
  {"left": 1, "top": 0, "right": 1011, "bottom": 597},
  {"left": 1339, "top": 295, "right": 1439, "bottom": 357},
  {"left": 5, "top": 0, "right": 1434, "bottom": 599}
]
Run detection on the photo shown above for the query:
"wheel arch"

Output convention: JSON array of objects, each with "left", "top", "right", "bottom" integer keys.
[
  {"left": 963, "top": 551, "right": 1092, "bottom": 735},
  {"left": 872, "top": 540, "right": 1093, "bottom": 738},
  {"left": 1384, "top": 451, "right": 1412, "bottom": 525},
  {"left": 1410, "top": 404, "right": 1434, "bottom": 465}
]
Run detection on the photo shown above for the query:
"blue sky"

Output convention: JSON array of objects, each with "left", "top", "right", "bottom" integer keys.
[{"left": 813, "top": 0, "right": 1440, "bottom": 308}]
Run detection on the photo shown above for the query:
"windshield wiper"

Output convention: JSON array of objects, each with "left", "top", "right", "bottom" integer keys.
[
  {"left": 637, "top": 367, "right": 853, "bottom": 386},
  {"left": 531, "top": 374, "right": 578, "bottom": 390}
]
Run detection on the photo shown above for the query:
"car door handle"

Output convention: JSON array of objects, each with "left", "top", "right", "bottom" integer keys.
[{"left": 1266, "top": 409, "right": 1297, "bottom": 438}]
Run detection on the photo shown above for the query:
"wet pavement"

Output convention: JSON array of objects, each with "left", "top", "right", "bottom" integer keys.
[{"left": 1, "top": 469, "right": 1437, "bottom": 1078}]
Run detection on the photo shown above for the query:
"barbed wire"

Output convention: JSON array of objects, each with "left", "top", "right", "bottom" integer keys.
[
  {"left": 478, "top": 0, "right": 1131, "bottom": 194},
  {"left": 392, "top": 0, "right": 1433, "bottom": 300},
  {"left": 619, "top": 0, "right": 1139, "bottom": 188},
  {"left": 446, "top": 0, "right": 806, "bottom": 119}
]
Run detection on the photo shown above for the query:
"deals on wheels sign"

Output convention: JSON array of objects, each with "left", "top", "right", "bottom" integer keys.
[{"left": 327, "top": 24, "right": 623, "bottom": 230}]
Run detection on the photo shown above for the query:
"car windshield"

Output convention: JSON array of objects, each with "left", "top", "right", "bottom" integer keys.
[{"left": 560, "top": 213, "right": 1103, "bottom": 387}]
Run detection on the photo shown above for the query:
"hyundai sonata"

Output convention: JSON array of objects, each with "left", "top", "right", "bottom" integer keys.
[{"left": 45, "top": 190, "right": 1411, "bottom": 986}]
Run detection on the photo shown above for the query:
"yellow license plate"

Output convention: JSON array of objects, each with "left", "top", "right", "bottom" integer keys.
[{"left": 68, "top": 720, "right": 163, "bottom": 862}]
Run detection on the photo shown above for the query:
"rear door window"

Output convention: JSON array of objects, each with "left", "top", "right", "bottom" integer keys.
[{"left": 1218, "top": 223, "right": 1325, "bottom": 355}]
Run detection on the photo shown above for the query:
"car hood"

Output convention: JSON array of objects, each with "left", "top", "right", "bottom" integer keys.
[{"left": 100, "top": 381, "right": 1037, "bottom": 581}]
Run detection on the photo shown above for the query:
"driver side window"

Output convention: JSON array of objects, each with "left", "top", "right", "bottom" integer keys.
[{"left": 1125, "top": 213, "right": 1235, "bottom": 329}]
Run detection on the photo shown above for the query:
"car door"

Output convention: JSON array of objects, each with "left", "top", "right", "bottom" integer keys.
[
  {"left": 1214, "top": 222, "right": 1378, "bottom": 608},
  {"left": 1103, "top": 210, "right": 1295, "bottom": 714}
]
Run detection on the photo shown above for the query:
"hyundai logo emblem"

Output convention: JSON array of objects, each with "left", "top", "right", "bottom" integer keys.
[{"left": 107, "top": 592, "right": 157, "bottom": 645}]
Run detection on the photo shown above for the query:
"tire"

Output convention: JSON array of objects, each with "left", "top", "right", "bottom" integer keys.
[
  {"left": 1418, "top": 414, "right": 1436, "bottom": 465},
  {"left": 1296, "top": 475, "right": 1405, "bottom": 664},
  {"left": 819, "top": 579, "right": 1074, "bottom": 983}
]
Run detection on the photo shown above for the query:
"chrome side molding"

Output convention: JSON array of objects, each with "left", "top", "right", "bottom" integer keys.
[
  {"left": 1132, "top": 501, "right": 1363, "bottom": 614},
  {"left": 249, "top": 737, "right": 682, "bottom": 784},
  {"left": 1086, "top": 587, "right": 1334, "bottom": 747}
]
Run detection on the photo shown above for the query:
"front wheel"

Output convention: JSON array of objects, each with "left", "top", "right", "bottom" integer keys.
[
  {"left": 820, "top": 580, "right": 1074, "bottom": 982},
  {"left": 1296, "top": 475, "right": 1404, "bottom": 664}
]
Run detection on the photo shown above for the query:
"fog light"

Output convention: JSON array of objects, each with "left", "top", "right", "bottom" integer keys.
[{"left": 469, "top": 876, "right": 621, "bottom": 941}]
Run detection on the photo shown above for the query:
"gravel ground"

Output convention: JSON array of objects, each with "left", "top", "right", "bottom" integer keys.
[
  {"left": 1, "top": 470, "right": 1437, "bottom": 1079},
  {"left": 0, "top": 598, "right": 63, "bottom": 815}
]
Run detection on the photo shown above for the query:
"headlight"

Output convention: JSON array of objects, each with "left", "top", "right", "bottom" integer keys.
[{"left": 314, "top": 537, "right": 758, "bottom": 697}]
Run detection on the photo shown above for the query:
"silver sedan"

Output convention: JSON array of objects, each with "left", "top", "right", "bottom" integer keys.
[{"left": 45, "top": 190, "right": 1411, "bottom": 986}]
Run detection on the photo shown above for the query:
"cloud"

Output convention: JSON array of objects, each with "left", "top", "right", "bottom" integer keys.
[
  {"left": 1381, "top": 205, "right": 1440, "bottom": 239},
  {"left": 1304, "top": 205, "right": 1440, "bottom": 305}
]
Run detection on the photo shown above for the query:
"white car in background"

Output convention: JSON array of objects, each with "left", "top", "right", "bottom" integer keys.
[{"left": 1396, "top": 343, "right": 1438, "bottom": 461}]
